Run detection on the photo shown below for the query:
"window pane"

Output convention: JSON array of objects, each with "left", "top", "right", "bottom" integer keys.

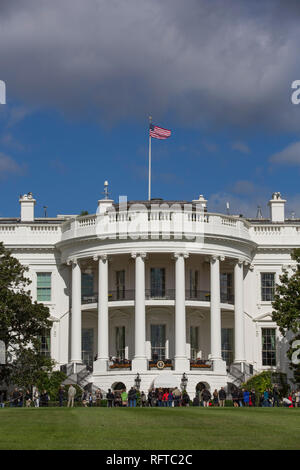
[
  {"left": 151, "top": 324, "right": 166, "bottom": 360},
  {"left": 262, "top": 328, "right": 276, "bottom": 366},
  {"left": 150, "top": 268, "right": 165, "bottom": 297},
  {"left": 39, "top": 328, "right": 51, "bottom": 357},
  {"left": 37, "top": 273, "right": 51, "bottom": 301},
  {"left": 261, "top": 273, "right": 275, "bottom": 301},
  {"left": 221, "top": 328, "right": 234, "bottom": 365},
  {"left": 82, "top": 273, "right": 94, "bottom": 297},
  {"left": 116, "top": 271, "right": 125, "bottom": 300},
  {"left": 190, "top": 326, "right": 199, "bottom": 359},
  {"left": 82, "top": 328, "right": 94, "bottom": 367},
  {"left": 115, "top": 326, "right": 125, "bottom": 359}
]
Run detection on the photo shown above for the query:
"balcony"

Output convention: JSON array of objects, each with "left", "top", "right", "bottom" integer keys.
[{"left": 81, "top": 289, "right": 234, "bottom": 305}]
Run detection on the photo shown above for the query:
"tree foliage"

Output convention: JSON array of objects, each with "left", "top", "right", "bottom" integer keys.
[
  {"left": 0, "top": 242, "right": 53, "bottom": 385},
  {"left": 242, "top": 371, "right": 288, "bottom": 397},
  {"left": 272, "top": 248, "right": 300, "bottom": 335}
]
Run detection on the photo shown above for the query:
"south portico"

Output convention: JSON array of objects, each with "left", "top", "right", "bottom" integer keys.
[{"left": 66, "top": 248, "right": 250, "bottom": 381}]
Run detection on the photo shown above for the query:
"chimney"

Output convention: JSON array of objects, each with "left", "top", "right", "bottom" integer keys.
[
  {"left": 268, "top": 192, "right": 286, "bottom": 222},
  {"left": 19, "top": 192, "right": 36, "bottom": 222},
  {"left": 192, "top": 194, "right": 207, "bottom": 212}
]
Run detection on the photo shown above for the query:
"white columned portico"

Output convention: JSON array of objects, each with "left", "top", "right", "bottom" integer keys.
[
  {"left": 70, "top": 259, "right": 82, "bottom": 364},
  {"left": 210, "top": 255, "right": 226, "bottom": 373},
  {"left": 94, "top": 254, "right": 109, "bottom": 373},
  {"left": 174, "top": 252, "right": 190, "bottom": 371},
  {"left": 131, "top": 252, "right": 147, "bottom": 372},
  {"left": 234, "top": 259, "right": 245, "bottom": 364}
]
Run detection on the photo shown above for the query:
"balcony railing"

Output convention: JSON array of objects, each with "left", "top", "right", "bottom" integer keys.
[{"left": 81, "top": 290, "right": 234, "bottom": 304}]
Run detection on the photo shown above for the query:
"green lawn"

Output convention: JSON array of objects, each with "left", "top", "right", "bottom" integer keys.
[{"left": 0, "top": 407, "right": 299, "bottom": 450}]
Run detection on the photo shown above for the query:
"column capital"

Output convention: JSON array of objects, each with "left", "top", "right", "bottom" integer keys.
[
  {"left": 210, "top": 255, "right": 220, "bottom": 263},
  {"left": 173, "top": 251, "right": 189, "bottom": 260},
  {"left": 236, "top": 258, "right": 244, "bottom": 266},
  {"left": 131, "top": 252, "right": 147, "bottom": 260},
  {"left": 93, "top": 253, "right": 108, "bottom": 261},
  {"left": 67, "top": 257, "right": 78, "bottom": 266}
]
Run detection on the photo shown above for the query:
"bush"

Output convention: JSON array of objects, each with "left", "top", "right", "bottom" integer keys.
[{"left": 242, "top": 371, "right": 288, "bottom": 398}]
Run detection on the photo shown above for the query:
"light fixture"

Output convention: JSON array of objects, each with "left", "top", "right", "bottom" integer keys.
[
  {"left": 181, "top": 372, "right": 188, "bottom": 391},
  {"left": 134, "top": 373, "right": 141, "bottom": 390}
]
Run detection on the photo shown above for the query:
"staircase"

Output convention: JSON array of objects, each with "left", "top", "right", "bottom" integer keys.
[
  {"left": 61, "top": 363, "right": 95, "bottom": 391},
  {"left": 227, "top": 362, "right": 258, "bottom": 387}
]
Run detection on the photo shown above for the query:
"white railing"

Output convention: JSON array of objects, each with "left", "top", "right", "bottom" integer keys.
[
  {"left": 0, "top": 223, "right": 62, "bottom": 245},
  {"left": 60, "top": 211, "right": 251, "bottom": 242}
]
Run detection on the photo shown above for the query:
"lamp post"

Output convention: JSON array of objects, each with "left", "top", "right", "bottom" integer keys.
[
  {"left": 181, "top": 372, "right": 188, "bottom": 391},
  {"left": 135, "top": 373, "right": 141, "bottom": 390}
]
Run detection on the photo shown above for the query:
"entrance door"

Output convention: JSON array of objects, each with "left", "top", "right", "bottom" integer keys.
[
  {"left": 151, "top": 324, "right": 166, "bottom": 360},
  {"left": 82, "top": 328, "right": 94, "bottom": 367}
]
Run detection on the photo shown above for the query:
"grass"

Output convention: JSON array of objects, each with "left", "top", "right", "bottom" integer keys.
[{"left": 0, "top": 407, "right": 299, "bottom": 450}]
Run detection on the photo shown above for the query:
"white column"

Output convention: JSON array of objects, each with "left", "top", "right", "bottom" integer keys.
[
  {"left": 234, "top": 259, "right": 245, "bottom": 363},
  {"left": 210, "top": 255, "right": 226, "bottom": 372},
  {"left": 174, "top": 252, "right": 190, "bottom": 371},
  {"left": 70, "top": 259, "right": 82, "bottom": 364},
  {"left": 94, "top": 254, "right": 109, "bottom": 373},
  {"left": 132, "top": 252, "right": 147, "bottom": 371}
]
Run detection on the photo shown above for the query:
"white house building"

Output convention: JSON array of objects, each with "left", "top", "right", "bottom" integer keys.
[{"left": 0, "top": 189, "right": 297, "bottom": 397}]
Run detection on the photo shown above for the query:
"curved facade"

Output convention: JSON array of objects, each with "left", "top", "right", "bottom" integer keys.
[{"left": 1, "top": 191, "right": 298, "bottom": 396}]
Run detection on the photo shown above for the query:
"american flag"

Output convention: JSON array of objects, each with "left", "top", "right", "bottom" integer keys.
[{"left": 149, "top": 123, "right": 171, "bottom": 140}]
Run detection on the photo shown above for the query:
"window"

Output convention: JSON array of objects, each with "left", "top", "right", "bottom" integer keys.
[
  {"left": 221, "top": 328, "right": 234, "bottom": 366},
  {"left": 116, "top": 270, "right": 125, "bottom": 300},
  {"left": 189, "top": 270, "right": 199, "bottom": 299},
  {"left": 115, "top": 326, "right": 126, "bottom": 360},
  {"left": 82, "top": 328, "right": 94, "bottom": 367},
  {"left": 220, "top": 273, "right": 233, "bottom": 303},
  {"left": 190, "top": 326, "right": 199, "bottom": 360},
  {"left": 261, "top": 273, "right": 275, "bottom": 301},
  {"left": 39, "top": 329, "right": 51, "bottom": 357},
  {"left": 37, "top": 272, "right": 51, "bottom": 302},
  {"left": 262, "top": 328, "right": 276, "bottom": 366},
  {"left": 82, "top": 273, "right": 94, "bottom": 297},
  {"left": 150, "top": 268, "right": 165, "bottom": 297},
  {"left": 151, "top": 324, "right": 166, "bottom": 360}
]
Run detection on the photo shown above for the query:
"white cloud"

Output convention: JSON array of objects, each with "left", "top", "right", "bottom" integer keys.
[
  {"left": 231, "top": 141, "right": 251, "bottom": 154},
  {"left": 269, "top": 141, "right": 300, "bottom": 166},
  {"left": 0, "top": 152, "right": 23, "bottom": 179}
]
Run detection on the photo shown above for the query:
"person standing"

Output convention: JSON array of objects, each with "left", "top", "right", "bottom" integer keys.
[
  {"left": 58, "top": 386, "right": 64, "bottom": 407},
  {"left": 231, "top": 388, "right": 239, "bottom": 407},
  {"left": 238, "top": 388, "right": 244, "bottom": 407},
  {"left": 121, "top": 389, "right": 128, "bottom": 407},
  {"left": 140, "top": 391, "right": 147, "bottom": 407},
  {"left": 296, "top": 388, "right": 300, "bottom": 408},
  {"left": 250, "top": 389, "right": 256, "bottom": 407},
  {"left": 162, "top": 390, "right": 168, "bottom": 407},
  {"left": 128, "top": 387, "right": 137, "bottom": 408},
  {"left": 173, "top": 387, "right": 181, "bottom": 407},
  {"left": 106, "top": 389, "right": 114, "bottom": 408},
  {"left": 33, "top": 388, "right": 40, "bottom": 408},
  {"left": 273, "top": 385, "right": 280, "bottom": 407},
  {"left": 202, "top": 388, "right": 211, "bottom": 407},
  {"left": 167, "top": 391, "right": 173, "bottom": 407},
  {"left": 25, "top": 390, "right": 32, "bottom": 408},
  {"left": 213, "top": 389, "right": 219, "bottom": 407},
  {"left": 218, "top": 387, "right": 226, "bottom": 407},
  {"left": 96, "top": 389, "right": 103, "bottom": 407},
  {"left": 67, "top": 384, "right": 76, "bottom": 408},
  {"left": 12, "top": 388, "right": 19, "bottom": 407},
  {"left": 243, "top": 389, "right": 250, "bottom": 407}
]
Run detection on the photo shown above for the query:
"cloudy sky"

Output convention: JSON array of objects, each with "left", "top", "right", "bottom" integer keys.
[{"left": 0, "top": 0, "right": 300, "bottom": 217}]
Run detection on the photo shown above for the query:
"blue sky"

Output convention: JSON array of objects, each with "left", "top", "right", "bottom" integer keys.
[{"left": 1, "top": 0, "right": 300, "bottom": 219}]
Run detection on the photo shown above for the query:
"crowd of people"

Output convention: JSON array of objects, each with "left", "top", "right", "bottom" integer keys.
[{"left": 1, "top": 384, "right": 300, "bottom": 408}]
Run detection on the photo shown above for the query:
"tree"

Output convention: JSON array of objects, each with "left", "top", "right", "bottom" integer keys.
[
  {"left": 272, "top": 248, "right": 300, "bottom": 334},
  {"left": 79, "top": 210, "right": 89, "bottom": 216},
  {"left": 0, "top": 242, "right": 53, "bottom": 386},
  {"left": 272, "top": 248, "right": 300, "bottom": 385}
]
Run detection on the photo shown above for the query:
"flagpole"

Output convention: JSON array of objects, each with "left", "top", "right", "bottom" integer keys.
[{"left": 148, "top": 115, "right": 152, "bottom": 201}]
